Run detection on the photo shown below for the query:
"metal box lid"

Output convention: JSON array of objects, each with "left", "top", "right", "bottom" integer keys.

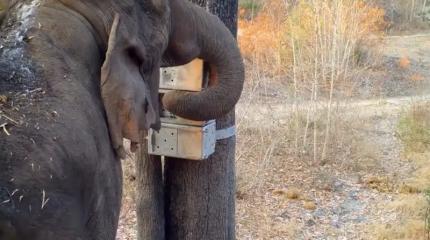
[
  {"left": 160, "top": 109, "right": 214, "bottom": 127},
  {"left": 148, "top": 121, "right": 216, "bottom": 160},
  {"left": 160, "top": 59, "right": 204, "bottom": 91}
]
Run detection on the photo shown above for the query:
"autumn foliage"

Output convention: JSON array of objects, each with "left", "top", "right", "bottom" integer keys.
[
  {"left": 238, "top": 0, "right": 289, "bottom": 75},
  {"left": 238, "top": 0, "right": 386, "bottom": 77}
]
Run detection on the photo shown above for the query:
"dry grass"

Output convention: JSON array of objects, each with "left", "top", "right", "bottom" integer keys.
[
  {"left": 372, "top": 194, "right": 429, "bottom": 240},
  {"left": 235, "top": 1, "right": 430, "bottom": 239},
  {"left": 426, "top": 189, "right": 430, "bottom": 239},
  {"left": 397, "top": 103, "right": 430, "bottom": 153},
  {"left": 238, "top": 0, "right": 386, "bottom": 164},
  {"left": 370, "top": 104, "right": 430, "bottom": 240}
]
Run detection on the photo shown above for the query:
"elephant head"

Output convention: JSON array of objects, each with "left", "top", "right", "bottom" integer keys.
[
  {"left": 99, "top": 0, "right": 245, "bottom": 154},
  {"left": 55, "top": 0, "right": 243, "bottom": 156},
  {"left": 101, "top": 14, "right": 159, "bottom": 157},
  {"left": 56, "top": 0, "right": 171, "bottom": 156},
  {"left": 161, "top": 0, "right": 245, "bottom": 121}
]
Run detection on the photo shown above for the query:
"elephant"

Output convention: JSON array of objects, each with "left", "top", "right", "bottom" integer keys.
[
  {"left": 0, "top": 0, "right": 243, "bottom": 239},
  {"left": 0, "top": 0, "right": 168, "bottom": 239}
]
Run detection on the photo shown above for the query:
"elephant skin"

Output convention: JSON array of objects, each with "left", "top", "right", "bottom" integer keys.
[
  {"left": 0, "top": 0, "right": 168, "bottom": 239},
  {"left": 161, "top": 0, "right": 245, "bottom": 121}
]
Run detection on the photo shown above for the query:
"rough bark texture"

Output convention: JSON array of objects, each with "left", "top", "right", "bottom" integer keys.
[
  {"left": 207, "top": 1, "right": 239, "bottom": 37},
  {"left": 190, "top": 0, "right": 239, "bottom": 36},
  {"left": 164, "top": 0, "right": 238, "bottom": 239},
  {"left": 190, "top": 0, "right": 208, "bottom": 9},
  {"left": 136, "top": 134, "right": 165, "bottom": 240}
]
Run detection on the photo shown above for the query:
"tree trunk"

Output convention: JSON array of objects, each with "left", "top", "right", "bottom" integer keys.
[
  {"left": 190, "top": 0, "right": 208, "bottom": 9},
  {"left": 189, "top": 0, "right": 239, "bottom": 36},
  {"left": 164, "top": 1, "right": 239, "bottom": 239},
  {"left": 136, "top": 133, "right": 165, "bottom": 240}
]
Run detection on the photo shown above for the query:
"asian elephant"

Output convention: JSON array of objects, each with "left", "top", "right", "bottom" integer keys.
[
  {"left": 0, "top": 0, "right": 243, "bottom": 239},
  {"left": 0, "top": 0, "right": 168, "bottom": 239}
]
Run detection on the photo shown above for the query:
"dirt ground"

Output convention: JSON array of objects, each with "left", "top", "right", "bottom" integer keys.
[{"left": 116, "top": 34, "right": 430, "bottom": 240}]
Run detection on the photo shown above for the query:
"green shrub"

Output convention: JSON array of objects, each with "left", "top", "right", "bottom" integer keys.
[
  {"left": 397, "top": 104, "right": 430, "bottom": 153},
  {"left": 426, "top": 189, "right": 430, "bottom": 237},
  {"left": 239, "top": 0, "right": 262, "bottom": 12}
]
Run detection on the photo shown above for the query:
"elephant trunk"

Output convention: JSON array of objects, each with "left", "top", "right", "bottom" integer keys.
[{"left": 162, "top": 1, "right": 244, "bottom": 121}]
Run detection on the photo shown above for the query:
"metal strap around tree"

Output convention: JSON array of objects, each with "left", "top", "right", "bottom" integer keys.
[{"left": 215, "top": 125, "right": 236, "bottom": 140}]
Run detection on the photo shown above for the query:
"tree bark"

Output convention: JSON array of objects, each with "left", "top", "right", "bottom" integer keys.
[
  {"left": 189, "top": 0, "right": 239, "bottom": 36},
  {"left": 164, "top": 1, "right": 239, "bottom": 239},
  {"left": 136, "top": 133, "right": 165, "bottom": 240},
  {"left": 190, "top": 0, "right": 208, "bottom": 9}
]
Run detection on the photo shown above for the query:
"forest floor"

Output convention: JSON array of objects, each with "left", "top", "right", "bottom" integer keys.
[{"left": 116, "top": 34, "right": 430, "bottom": 240}]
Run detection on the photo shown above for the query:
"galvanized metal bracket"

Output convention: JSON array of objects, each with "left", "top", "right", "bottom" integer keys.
[
  {"left": 148, "top": 121, "right": 216, "bottom": 160},
  {"left": 216, "top": 126, "right": 236, "bottom": 140}
]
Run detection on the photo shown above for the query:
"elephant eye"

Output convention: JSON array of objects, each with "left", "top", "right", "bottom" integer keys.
[
  {"left": 126, "top": 47, "right": 141, "bottom": 64},
  {"left": 144, "top": 98, "right": 149, "bottom": 114}
]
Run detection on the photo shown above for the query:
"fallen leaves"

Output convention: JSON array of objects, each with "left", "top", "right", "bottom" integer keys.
[
  {"left": 410, "top": 73, "right": 425, "bottom": 82},
  {"left": 272, "top": 188, "right": 301, "bottom": 200},
  {"left": 303, "top": 201, "right": 317, "bottom": 211},
  {"left": 399, "top": 56, "right": 411, "bottom": 69},
  {"left": 272, "top": 188, "right": 317, "bottom": 211},
  {"left": 0, "top": 95, "right": 7, "bottom": 104}
]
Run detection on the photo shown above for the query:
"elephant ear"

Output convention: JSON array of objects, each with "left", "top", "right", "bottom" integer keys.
[{"left": 101, "top": 14, "right": 157, "bottom": 159}]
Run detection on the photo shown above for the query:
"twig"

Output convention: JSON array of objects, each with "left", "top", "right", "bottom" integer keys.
[
  {"left": 0, "top": 114, "right": 18, "bottom": 125},
  {"left": 41, "top": 190, "right": 50, "bottom": 210},
  {"left": 28, "top": 88, "right": 43, "bottom": 94},
  {"left": 321, "top": 0, "right": 342, "bottom": 161},
  {"left": 0, "top": 123, "right": 10, "bottom": 136},
  {"left": 10, "top": 189, "right": 19, "bottom": 197}
]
